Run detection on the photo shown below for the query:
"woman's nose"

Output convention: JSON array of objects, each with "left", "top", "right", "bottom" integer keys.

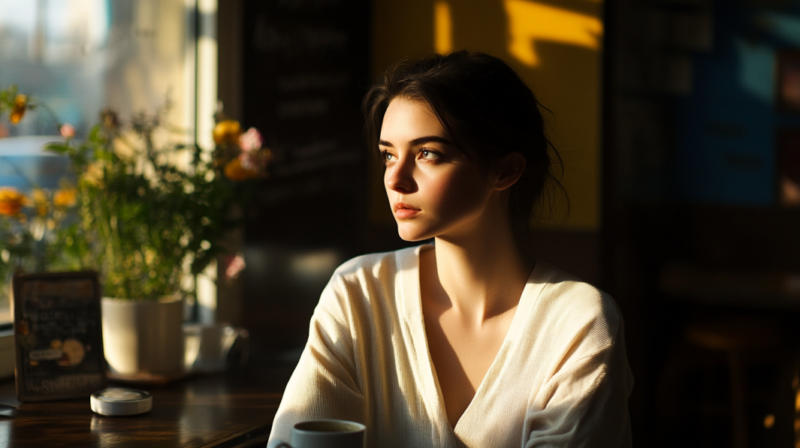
[{"left": 384, "top": 157, "right": 417, "bottom": 193}]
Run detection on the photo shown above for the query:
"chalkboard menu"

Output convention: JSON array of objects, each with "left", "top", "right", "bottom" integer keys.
[
  {"left": 12, "top": 272, "right": 106, "bottom": 402},
  {"left": 242, "top": 0, "right": 370, "bottom": 246},
  {"left": 240, "top": 0, "right": 371, "bottom": 352}
]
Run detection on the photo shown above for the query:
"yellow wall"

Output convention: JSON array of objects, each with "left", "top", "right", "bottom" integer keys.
[{"left": 371, "top": 0, "right": 602, "bottom": 230}]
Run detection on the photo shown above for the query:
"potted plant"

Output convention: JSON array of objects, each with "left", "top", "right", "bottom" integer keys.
[{"left": 2, "top": 86, "right": 269, "bottom": 379}]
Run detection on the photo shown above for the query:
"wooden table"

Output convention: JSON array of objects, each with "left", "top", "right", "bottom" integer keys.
[{"left": 0, "top": 363, "right": 293, "bottom": 447}]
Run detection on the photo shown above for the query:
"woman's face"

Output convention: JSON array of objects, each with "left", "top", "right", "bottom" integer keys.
[{"left": 380, "top": 97, "right": 496, "bottom": 242}]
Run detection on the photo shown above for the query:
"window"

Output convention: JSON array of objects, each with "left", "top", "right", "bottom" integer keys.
[{"left": 0, "top": 0, "right": 218, "bottom": 377}]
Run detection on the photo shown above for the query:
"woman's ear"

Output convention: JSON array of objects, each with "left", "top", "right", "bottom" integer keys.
[{"left": 492, "top": 153, "right": 526, "bottom": 191}]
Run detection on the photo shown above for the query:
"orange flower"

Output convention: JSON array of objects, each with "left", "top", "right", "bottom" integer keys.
[
  {"left": 0, "top": 187, "right": 27, "bottom": 216},
  {"left": 10, "top": 94, "right": 27, "bottom": 124},
  {"left": 54, "top": 188, "right": 77, "bottom": 207},
  {"left": 213, "top": 120, "right": 241, "bottom": 145},
  {"left": 224, "top": 158, "right": 259, "bottom": 181}
]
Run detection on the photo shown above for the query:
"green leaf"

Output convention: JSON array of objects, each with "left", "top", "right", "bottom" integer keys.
[
  {"left": 88, "top": 124, "right": 101, "bottom": 142},
  {"left": 45, "top": 142, "right": 70, "bottom": 154}
]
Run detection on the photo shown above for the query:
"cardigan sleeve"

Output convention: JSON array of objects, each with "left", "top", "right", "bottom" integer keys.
[
  {"left": 522, "top": 321, "right": 633, "bottom": 448},
  {"left": 268, "top": 275, "right": 366, "bottom": 444}
]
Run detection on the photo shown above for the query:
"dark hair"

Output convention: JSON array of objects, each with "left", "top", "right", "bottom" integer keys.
[{"left": 363, "top": 50, "right": 566, "bottom": 241}]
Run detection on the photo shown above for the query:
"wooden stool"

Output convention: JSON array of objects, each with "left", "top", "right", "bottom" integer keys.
[{"left": 684, "top": 317, "right": 781, "bottom": 448}]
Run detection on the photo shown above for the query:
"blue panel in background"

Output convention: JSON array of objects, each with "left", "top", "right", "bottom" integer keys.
[
  {"left": 0, "top": 136, "right": 73, "bottom": 190},
  {"left": 675, "top": 3, "right": 800, "bottom": 206}
]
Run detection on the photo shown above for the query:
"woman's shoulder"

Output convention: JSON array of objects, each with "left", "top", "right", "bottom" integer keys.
[
  {"left": 317, "top": 245, "right": 425, "bottom": 324},
  {"left": 330, "top": 244, "right": 425, "bottom": 284},
  {"left": 320, "top": 245, "right": 426, "bottom": 309},
  {"left": 527, "top": 261, "right": 622, "bottom": 338}
]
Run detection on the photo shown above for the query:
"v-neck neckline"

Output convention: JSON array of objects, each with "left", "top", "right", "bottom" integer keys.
[{"left": 406, "top": 244, "right": 540, "bottom": 437}]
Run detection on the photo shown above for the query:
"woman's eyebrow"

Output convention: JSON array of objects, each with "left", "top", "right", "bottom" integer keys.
[{"left": 378, "top": 136, "right": 454, "bottom": 147}]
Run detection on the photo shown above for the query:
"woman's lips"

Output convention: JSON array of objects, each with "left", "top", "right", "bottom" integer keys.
[{"left": 394, "top": 203, "right": 420, "bottom": 219}]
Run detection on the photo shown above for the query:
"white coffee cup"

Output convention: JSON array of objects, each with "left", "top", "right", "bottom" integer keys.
[{"left": 269, "top": 420, "right": 366, "bottom": 448}]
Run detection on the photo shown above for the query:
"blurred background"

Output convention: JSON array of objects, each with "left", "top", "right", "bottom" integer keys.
[{"left": 2, "top": 0, "right": 800, "bottom": 446}]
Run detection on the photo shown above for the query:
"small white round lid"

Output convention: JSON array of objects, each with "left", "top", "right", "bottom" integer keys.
[{"left": 90, "top": 388, "right": 152, "bottom": 416}]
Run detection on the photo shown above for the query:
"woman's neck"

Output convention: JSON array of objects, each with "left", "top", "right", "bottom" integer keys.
[{"left": 423, "top": 200, "right": 534, "bottom": 325}]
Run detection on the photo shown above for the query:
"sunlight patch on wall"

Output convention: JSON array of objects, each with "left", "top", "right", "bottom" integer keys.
[
  {"left": 434, "top": 1, "right": 452, "bottom": 54},
  {"left": 504, "top": 0, "right": 602, "bottom": 67}
]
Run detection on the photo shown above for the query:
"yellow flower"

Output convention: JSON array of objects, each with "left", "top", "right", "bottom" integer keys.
[
  {"left": 54, "top": 188, "right": 77, "bottom": 207},
  {"left": 10, "top": 93, "right": 27, "bottom": 124},
  {"left": 31, "top": 189, "right": 48, "bottom": 217},
  {"left": 213, "top": 120, "right": 241, "bottom": 145},
  {"left": 83, "top": 162, "right": 105, "bottom": 187},
  {"left": 0, "top": 187, "right": 27, "bottom": 216},
  {"left": 224, "top": 158, "right": 259, "bottom": 181}
]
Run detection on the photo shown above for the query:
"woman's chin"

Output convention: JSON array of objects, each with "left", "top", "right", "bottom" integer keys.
[
  {"left": 396, "top": 224, "right": 434, "bottom": 242},
  {"left": 397, "top": 232, "right": 429, "bottom": 242}
]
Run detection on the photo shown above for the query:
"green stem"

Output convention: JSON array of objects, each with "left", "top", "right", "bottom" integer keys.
[{"left": 29, "top": 99, "right": 63, "bottom": 132}]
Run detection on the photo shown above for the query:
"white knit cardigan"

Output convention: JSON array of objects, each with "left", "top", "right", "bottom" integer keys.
[{"left": 268, "top": 245, "right": 633, "bottom": 447}]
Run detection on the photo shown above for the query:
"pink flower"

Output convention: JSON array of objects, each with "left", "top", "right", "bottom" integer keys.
[
  {"left": 223, "top": 254, "right": 246, "bottom": 281},
  {"left": 238, "top": 127, "right": 262, "bottom": 152},
  {"left": 60, "top": 123, "right": 75, "bottom": 139}
]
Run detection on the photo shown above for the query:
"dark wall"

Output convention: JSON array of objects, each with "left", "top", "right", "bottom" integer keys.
[{"left": 604, "top": 0, "right": 800, "bottom": 445}]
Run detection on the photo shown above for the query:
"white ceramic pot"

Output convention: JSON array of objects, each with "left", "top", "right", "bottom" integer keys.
[{"left": 102, "top": 296, "right": 184, "bottom": 376}]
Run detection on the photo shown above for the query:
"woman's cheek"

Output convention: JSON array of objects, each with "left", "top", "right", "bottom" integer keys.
[{"left": 429, "top": 173, "right": 486, "bottom": 222}]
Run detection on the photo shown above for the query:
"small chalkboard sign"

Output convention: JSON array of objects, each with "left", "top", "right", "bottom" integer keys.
[{"left": 12, "top": 271, "right": 106, "bottom": 402}]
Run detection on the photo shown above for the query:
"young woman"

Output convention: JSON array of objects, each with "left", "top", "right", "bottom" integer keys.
[{"left": 268, "top": 51, "right": 633, "bottom": 447}]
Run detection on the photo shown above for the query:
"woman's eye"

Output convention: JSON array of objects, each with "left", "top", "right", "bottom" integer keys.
[
  {"left": 381, "top": 151, "right": 395, "bottom": 163},
  {"left": 421, "top": 149, "right": 440, "bottom": 160}
]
